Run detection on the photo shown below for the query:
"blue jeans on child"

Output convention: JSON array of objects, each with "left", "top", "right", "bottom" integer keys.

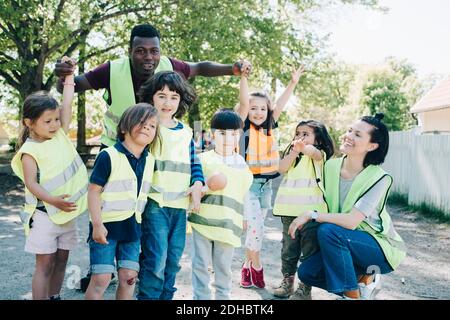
[
  {"left": 298, "top": 223, "right": 393, "bottom": 295},
  {"left": 137, "top": 198, "right": 187, "bottom": 300},
  {"left": 89, "top": 238, "right": 140, "bottom": 274}
]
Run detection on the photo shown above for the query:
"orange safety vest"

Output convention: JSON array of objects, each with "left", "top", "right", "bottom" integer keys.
[{"left": 245, "top": 124, "right": 279, "bottom": 175}]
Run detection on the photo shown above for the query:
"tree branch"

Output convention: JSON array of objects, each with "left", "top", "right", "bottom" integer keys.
[
  {"left": 79, "top": 42, "right": 125, "bottom": 64},
  {"left": 50, "top": 0, "right": 67, "bottom": 28},
  {"left": 46, "top": 6, "right": 152, "bottom": 56},
  {"left": 43, "top": 72, "right": 55, "bottom": 91},
  {"left": 0, "top": 21, "right": 23, "bottom": 51},
  {"left": 0, "top": 51, "right": 15, "bottom": 61},
  {"left": 0, "top": 69, "right": 20, "bottom": 89}
]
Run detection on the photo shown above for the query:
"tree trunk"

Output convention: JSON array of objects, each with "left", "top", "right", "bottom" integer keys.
[
  {"left": 188, "top": 100, "right": 201, "bottom": 130},
  {"left": 188, "top": 78, "right": 201, "bottom": 130},
  {"left": 77, "top": 38, "right": 87, "bottom": 153}
]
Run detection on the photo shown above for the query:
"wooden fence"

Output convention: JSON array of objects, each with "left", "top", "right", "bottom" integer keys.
[{"left": 383, "top": 130, "right": 450, "bottom": 216}]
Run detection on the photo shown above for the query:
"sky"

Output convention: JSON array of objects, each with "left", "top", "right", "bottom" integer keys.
[{"left": 319, "top": 0, "right": 450, "bottom": 77}]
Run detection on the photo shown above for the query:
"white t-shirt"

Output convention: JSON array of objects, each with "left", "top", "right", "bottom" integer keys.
[
  {"left": 207, "top": 151, "right": 248, "bottom": 170},
  {"left": 339, "top": 175, "right": 391, "bottom": 231}
]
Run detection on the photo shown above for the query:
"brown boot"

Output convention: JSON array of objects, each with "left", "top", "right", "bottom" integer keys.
[
  {"left": 289, "top": 282, "right": 312, "bottom": 300},
  {"left": 273, "top": 274, "right": 295, "bottom": 298}
]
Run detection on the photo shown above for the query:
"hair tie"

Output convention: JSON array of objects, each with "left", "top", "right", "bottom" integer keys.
[{"left": 374, "top": 113, "right": 384, "bottom": 122}]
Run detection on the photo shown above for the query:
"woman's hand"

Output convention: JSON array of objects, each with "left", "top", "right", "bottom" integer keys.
[{"left": 288, "top": 212, "right": 310, "bottom": 239}]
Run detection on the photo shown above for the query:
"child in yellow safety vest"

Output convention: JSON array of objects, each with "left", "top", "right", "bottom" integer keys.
[
  {"left": 188, "top": 109, "right": 253, "bottom": 300},
  {"left": 236, "top": 62, "right": 305, "bottom": 289},
  {"left": 85, "top": 104, "right": 158, "bottom": 300},
  {"left": 11, "top": 57, "right": 88, "bottom": 300},
  {"left": 136, "top": 71, "right": 203, "bottom": 300},
  {"left": 273, "top": 120, "right": 334, "bottom": 299}
]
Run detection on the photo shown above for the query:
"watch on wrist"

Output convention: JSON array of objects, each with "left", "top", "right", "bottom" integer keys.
[{"left": 311, "top": 210, "right": 319, "bottom": 222}]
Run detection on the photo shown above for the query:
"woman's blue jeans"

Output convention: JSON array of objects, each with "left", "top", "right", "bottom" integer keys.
[{"left": 298, "top": 223, "right": 393, "bottom": 294}]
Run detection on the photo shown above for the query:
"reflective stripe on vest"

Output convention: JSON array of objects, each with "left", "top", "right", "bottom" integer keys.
[
  {"left": 273, "top": 154, "right": 328, "bottom": 217},
  {"left": 155, "top": 159, "right": 191, "bottom": 174},
  {"left": 188, "top": 214, "right": 242, "bottom": 238},
  {"left": 324, "top": 157, "right": 406, "bottom": 270},
  {"left": 41, "top": 156, "right": 85, "bottom": 192},
  {"left": 148, "top": 123, "right": 192, "bottom": 210},
  {"left": 45, "top": 183, "right": 88, "bottom": 216},
  {"left": 246, "top": 124, "right": 279, "bottom": 175},
  {"left": 201, "top": 194, "right": 244, "bottom": 215},
  {"left": 100, "top": 146, "right": 154, "bottom": 223},
  {"left": 11, "top": 129, "right": 88, "bottom": 235},
  {"left": 101, "top": 56, "right": 173, "bottom": 147},
  {"left": 188, "top": 150, "right": 253, "bottom": 247},
  {"left": 275, "top": 194, "right": 326, "bottom": 205}
]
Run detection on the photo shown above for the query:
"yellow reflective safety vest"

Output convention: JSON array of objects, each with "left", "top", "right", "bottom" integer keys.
[
  {"left": 246, "top": 124, "right": 279, "bottom": 175},
  {"left": 101, "top": 56, "right": 173, "bottom": 147},
  {"left": 149, "top": 122, "right": 192, "bottom": 210},
  {"left": 100, "top": 146, "right": 155, "bottom": 224},
  {"left": 188, "top": 150, "right": 253, "bottom": 247},
  {"left": 324, "top": 157, "right": 406, "bottom": 270},
  {"left": 11, "top": 129, "right": 88, "bottom": 235},
  {"left": 273, "top": 153, "right": 328, "bottom": 217}
]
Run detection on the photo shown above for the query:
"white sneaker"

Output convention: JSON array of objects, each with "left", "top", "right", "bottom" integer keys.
[{"left": 358, "top": 274, "right": 381, "bottom": 300}]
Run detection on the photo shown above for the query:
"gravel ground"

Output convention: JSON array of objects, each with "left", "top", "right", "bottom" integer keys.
[{"left": 0, "top": 173, "right": 449, "bottom": 300}]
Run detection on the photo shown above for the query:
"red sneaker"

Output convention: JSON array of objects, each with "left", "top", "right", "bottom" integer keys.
[
  {"left": 240, "top": 264, "right": 252, "bottom": 288},
  {"left": 250, "top": 265, "right": 265, "bottom": 289}
]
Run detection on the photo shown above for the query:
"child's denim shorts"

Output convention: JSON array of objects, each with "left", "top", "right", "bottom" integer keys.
[
  {"left": 89, "top": 238, "right": 140, "bottom": 274},
  {"left": 248, "top": 178, "right": 273, "bottom": 209}
]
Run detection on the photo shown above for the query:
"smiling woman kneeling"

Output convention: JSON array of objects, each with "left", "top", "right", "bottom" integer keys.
[{"left": 288, "top": 113, "right": 406, "bottom": 300}]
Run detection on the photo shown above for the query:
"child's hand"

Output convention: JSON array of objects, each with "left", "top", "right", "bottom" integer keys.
[
  {"left": 233, "top": 60, "right": 252, "bottom": 77},
  {"left": 292, "top": 139, "right": 305, "bottom": 154},
  {"left": 54, "top": 56, "right": 76, "bottom": 78},
  {"left": 92, "top": 224, "right": 109, "bottom": 244},
  {"left": 186, "top": 181, "right": 203, "bottom": 213},
  {"left": 291, "top": 65, "right": 305, "bottom": 85},
  {"left": 61, "top": 56, "right": 76, "bottom": 85},
  {"left": 240, "top": 60, "right": 252, "bottom": 78},
  {"left": 51, "top": 194, "right": 77, "bottom": 212}
]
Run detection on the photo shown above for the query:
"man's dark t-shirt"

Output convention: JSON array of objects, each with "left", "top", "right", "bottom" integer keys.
[{"left": 83, "top": 57, "right": 190, "bottom": 105}]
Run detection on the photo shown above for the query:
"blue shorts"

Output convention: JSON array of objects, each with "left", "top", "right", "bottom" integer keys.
[
  {"left": 249, "top": 178, "right": 273, "bottom": 209},
  {"left": 89, "top": 238, "right": 140, "bottom": 274}
]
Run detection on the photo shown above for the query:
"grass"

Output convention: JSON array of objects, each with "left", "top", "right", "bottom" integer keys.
[{"left": 388, "top": 192, "right": 450, "bottom": 224}]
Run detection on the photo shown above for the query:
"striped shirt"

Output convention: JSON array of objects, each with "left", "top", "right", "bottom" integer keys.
[{"left": 169, "top": 122, "right": 205, "bottom": 186}]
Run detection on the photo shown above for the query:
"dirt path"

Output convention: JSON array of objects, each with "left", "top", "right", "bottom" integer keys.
[{"left": 0, "top": 173, "right": 449, "bottom": 300}]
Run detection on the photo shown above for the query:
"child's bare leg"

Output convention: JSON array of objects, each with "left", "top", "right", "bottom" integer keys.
[
  {"left": 245, "top": 249, "right": 262, "bottom": 269},
  {"left": 48, "top": 249, "right": 69, "bottom": 297},
  {"left": 85, "top": 274, "right": 111, "bottom": 300},
  {"left": 116, "top": 268, "right": 138, "bottom": 300},
  {"left": 32, "top": 253, "right": 56, "bottom": 300}
]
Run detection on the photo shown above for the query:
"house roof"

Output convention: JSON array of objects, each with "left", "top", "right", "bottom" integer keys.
[{"left": 411, "top": 76, "right": 450, "bottom": 113}]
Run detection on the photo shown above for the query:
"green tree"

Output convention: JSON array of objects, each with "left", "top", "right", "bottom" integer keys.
[
  {"left": 1, "top": 0, "right": 383, "bottom": 140},
  {"left": 0, "top": 0, "right": 154, "bottom": 107},
  {"left": 361, "top": 71, "right": 412, "bottom": 131}
]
